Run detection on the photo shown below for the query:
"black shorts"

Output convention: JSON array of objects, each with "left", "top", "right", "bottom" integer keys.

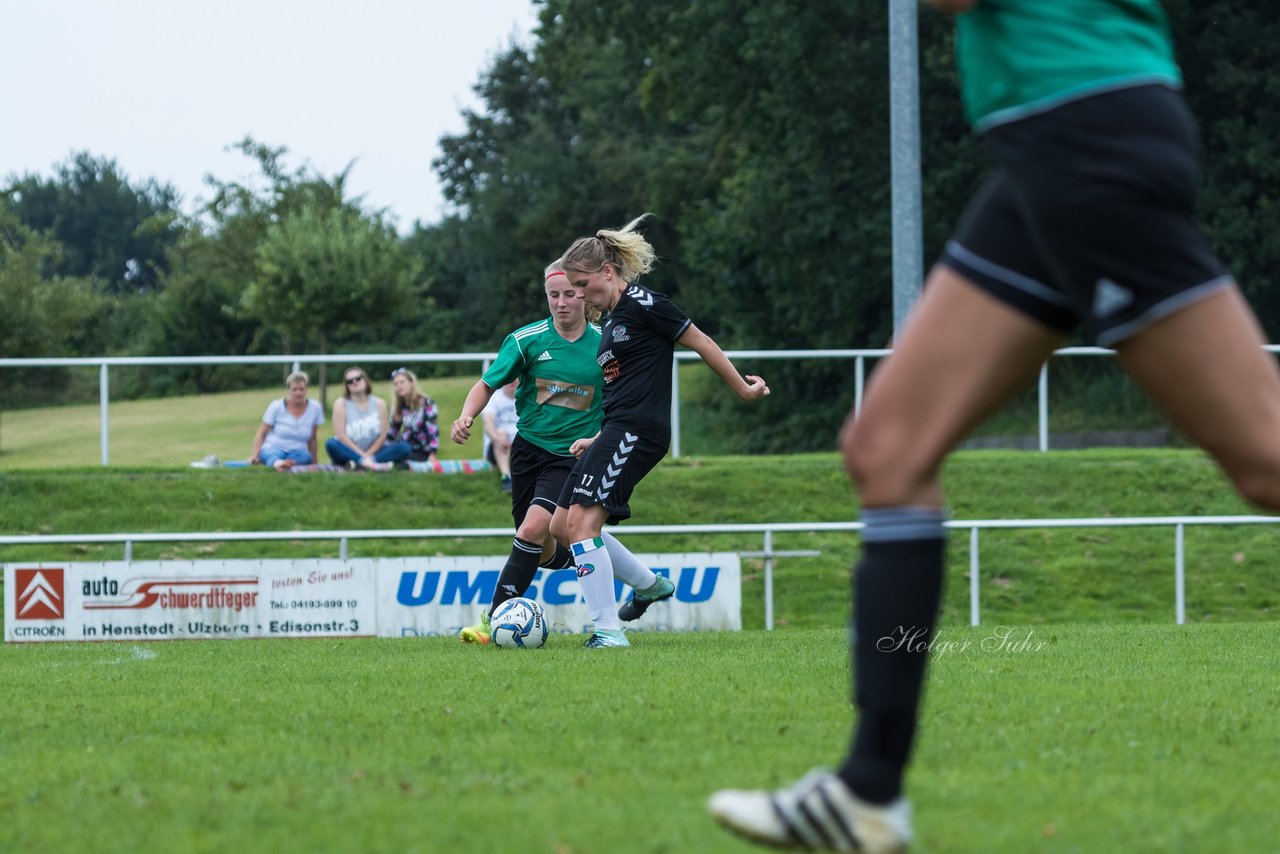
[
  {"left": 556, "top": 424, "right": 668, "bottom": 525},
  {"left": 509, "top": 434, "right": 576, "bottom": 528},
  {"left": 941, "top": 84, "right": 1232, "bottom": 347}
]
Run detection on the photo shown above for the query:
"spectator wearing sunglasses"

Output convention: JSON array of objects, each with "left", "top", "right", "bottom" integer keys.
[{"left": 324, "top": 367, "right": 409, "bottom": 470}]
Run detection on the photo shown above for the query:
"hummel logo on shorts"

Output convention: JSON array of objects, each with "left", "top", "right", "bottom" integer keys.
[{"left": 1093, "top": 278, "right": 1133, "bottom": 318}]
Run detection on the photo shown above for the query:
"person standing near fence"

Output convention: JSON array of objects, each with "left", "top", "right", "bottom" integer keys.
[
  {"left": 708, "top": 1, "right": 1280, "bottom": 851},
  {"left": 549, "top": 215, "right": 770, "bottom": 648}
]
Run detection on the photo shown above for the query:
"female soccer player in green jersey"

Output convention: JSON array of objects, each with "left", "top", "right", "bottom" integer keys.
[
  {"left": 452, "top": 261, "right": 674, "bottom": 644},
  {"left": 711, "top": 2, "right": 1280, "bottom": 851}
]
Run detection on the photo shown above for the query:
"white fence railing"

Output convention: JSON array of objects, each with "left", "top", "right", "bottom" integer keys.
[
  {"left": 5, "top": 516, "right": 1274, "bottom": 627},
  {"left": 5, "top": 346, "right": 1280, "bottom": 463}
]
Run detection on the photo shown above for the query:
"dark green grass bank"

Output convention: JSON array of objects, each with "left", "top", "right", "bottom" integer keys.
[{"left": 1, "top": 449, "right": 1277, "bottom": 626}]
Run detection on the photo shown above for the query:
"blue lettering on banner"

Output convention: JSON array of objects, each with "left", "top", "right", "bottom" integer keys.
[
  {"left": 440, "top": 571, "right": 497, "bottom": 605},
  {"left": 538, "top": 569, "right": 580, "bottom": 605},
  {"left": 394, "top": 565, "right": 719, "bottom": 606},
  {"left": 677, "top": 566, "right": 718, "bottom": 602},
  {"left": 396, "top": 570, "right": 498, "bottom": 606},
  {"left": 397, "top": 572, "right": 438, "bottom": 605}
]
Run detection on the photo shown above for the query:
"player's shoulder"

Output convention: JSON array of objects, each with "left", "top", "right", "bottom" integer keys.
[
  {"left": 620, "top": 282, "right": 673, "bottom": 311},
  {"left": 506, "top": 318, "right": 554, "bottom": 352},
  {"left": 511, "top": 317, "right": 552, "bottom": 340}
]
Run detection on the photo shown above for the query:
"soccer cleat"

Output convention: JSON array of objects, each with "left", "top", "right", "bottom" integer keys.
[
  {"left": 708, "top": 769, "right": 912, "bottom": 853},
  {"left": 583, "top": 629, "right": 630, "bottom": 649},
  {"left": 617, "top": 575, "right": 675, "bottom": 622},
  {"left": 459, "top": 610, "right": 492, "bottom": 645}
]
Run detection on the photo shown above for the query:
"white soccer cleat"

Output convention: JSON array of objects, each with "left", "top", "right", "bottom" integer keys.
[{"left": 708, "top": 769, "right": 912, "bottom": 853}]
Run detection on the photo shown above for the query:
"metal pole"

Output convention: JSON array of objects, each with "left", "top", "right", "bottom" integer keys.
[
  {"left": 763, "top": 530, "right": 775, "bottom": 631},
  {"left": 670, "top": 359, "right": 681, "bottom": 459},
  {"left": 1038, "top": 363, "right": 1049, "bottom": 452},
  {"left": 1175, "top": 523, "right": 1186, "bottom": 625},
  {"left": 889, "top": 0, "right": 924, "bottom": 335},
  {"left": 124, "top": 540, "right": 133, "bottom": 561},
  {"left": 969, "top": 527, "right": 980, "bottom": 626},
  {"left": 100, "top": 363, "right": 110, "bottom": 466},
  {"left": 854, "top": 355, "right": 865, "bottom": 420},
  {"left": 339, "top": 537, "right": 349, "bottom": 561}
]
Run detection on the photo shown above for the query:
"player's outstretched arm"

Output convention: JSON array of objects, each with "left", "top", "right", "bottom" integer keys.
[
  {"left": 451, "top": 379, "right": 496, "bottom": 444},
  {"left": 678, "top": 323, "right": 770, "bottom": 402}
]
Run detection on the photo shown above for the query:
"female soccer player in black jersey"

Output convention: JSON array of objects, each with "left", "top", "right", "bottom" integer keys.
[{"left": 549, "top": 215, "right": 770, "bottom": 648}]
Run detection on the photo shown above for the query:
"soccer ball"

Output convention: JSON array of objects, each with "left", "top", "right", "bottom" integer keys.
[{"left": 490, "top": 597, "right": 548, "bottom": 649}]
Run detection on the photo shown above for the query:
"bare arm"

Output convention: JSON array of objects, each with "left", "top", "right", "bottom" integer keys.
[
  {"left": 451, "top": 379, "right": 497, "bottom": 444},
  {"left": 363, "top": 398, "right": 389, "bottom": 457},
  {"left": 307, "top": 427, "right": 318, "bottom": 463},
  {"left": 331, "top": 399, "right": 362, "bottom": 455},
  {"left": 569, "top": 432, "right": 600, "bottom": 458},
  {"left": 250, "top": 421, "right": 270, "bottom": 463},
  {"left": 677, "top": 323, "right": 770, "bottom": 402}
]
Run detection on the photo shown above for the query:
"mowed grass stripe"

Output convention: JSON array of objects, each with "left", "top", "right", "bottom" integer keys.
[{"left": 0, "top": 625, "right": 1276, "bottom": 852}]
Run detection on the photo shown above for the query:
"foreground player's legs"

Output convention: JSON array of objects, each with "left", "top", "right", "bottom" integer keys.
[
  {"left": 1115, "top": 285, "right": 1280, "bottom": 512},
  {"left": 710, "top": 268, "right": 1066, "bottom": 852},
  {"left": 838, "top": 271, "right": 1065, "bottom": 805}
]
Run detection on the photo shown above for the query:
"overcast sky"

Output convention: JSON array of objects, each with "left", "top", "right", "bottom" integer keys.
[{"left": 0, "top": 0, "right": 539, "bottom": 230}]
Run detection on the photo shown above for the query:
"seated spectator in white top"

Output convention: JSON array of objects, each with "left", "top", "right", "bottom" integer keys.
[{"left": 250, "top": 371, "right": 325, "bottom": 471}]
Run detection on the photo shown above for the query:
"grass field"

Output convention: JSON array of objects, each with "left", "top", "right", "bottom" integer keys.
[
  {"left": 3, "top": 387, "right": 1279, "bottom": 851},
  {"left": 2, "top": 624, "right": 1276, "bottom": 853}
]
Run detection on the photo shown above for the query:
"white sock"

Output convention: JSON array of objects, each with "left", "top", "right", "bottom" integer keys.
[
  {"left": 572, "top": 537, "right": 621, "bottom": 630},
  {"left": 602, "top": 532, "right": 657, "bottom": 590}
]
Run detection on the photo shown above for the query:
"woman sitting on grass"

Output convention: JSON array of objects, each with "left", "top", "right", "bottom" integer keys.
[
  {"left": 324, "top": 367, "right": 410, "bottom": 471},
  {"left": 250, "top": 371, "right": 325, "bottom": 471},
  {"left": 387, "top": 368, "right": 439, "bottom": 464}
]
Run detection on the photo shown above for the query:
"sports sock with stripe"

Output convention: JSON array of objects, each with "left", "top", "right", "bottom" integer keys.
[
  {"left": 838, "top": 506, "right": 946, "bottom": 804},
  {"left": 601, "top": 531, "right": 657, "bottom": 590},
  {"left": 571, "top": 536, "right": 621, "bottom": 631},
  {"left": 489, "top": 536, "right": 543, "bottom": 612}
]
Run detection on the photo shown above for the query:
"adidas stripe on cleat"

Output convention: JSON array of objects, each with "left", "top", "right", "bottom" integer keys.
[{"left": 708, "top": 769, "right": 911, "bottom": 853}]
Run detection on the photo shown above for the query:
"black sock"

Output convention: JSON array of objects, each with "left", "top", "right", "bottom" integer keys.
[
  {"left": 540, "top": 543, "right": 574, "bottom": 570},
  {"left": 838, "top": 507, "right": 946, "bottom": 804},
  {"left": 490, "top": 537, "right": 543, "bottom": 611}
]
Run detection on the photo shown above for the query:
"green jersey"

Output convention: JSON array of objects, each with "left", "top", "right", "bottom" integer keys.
[
  {"left": 956, "top": 0, "right": 1181, "bottom": 132},
  {"left": 481, "top": 318, "right": 604, "bottom": 456}
]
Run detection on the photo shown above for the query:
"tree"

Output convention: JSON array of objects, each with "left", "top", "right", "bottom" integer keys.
[
  {"left": 244, "top": 202, "right": 420, "bottom": 406},
  {"left": 3, "top": 152, "right": 181, "bottom": 295},
  {"left": 0, "top": 202, "right": 102, "bottom": 405},
  {"left": 141, "top": 138, "right": 422, "bottom": 398}
]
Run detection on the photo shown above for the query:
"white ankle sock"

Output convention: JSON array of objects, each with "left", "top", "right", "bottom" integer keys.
[
  {"left": 601, "top": 532, "right": 657, "bottom": 590},
  {"left": 571, "top": 537, "right": 621, "bottom": 630}
]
